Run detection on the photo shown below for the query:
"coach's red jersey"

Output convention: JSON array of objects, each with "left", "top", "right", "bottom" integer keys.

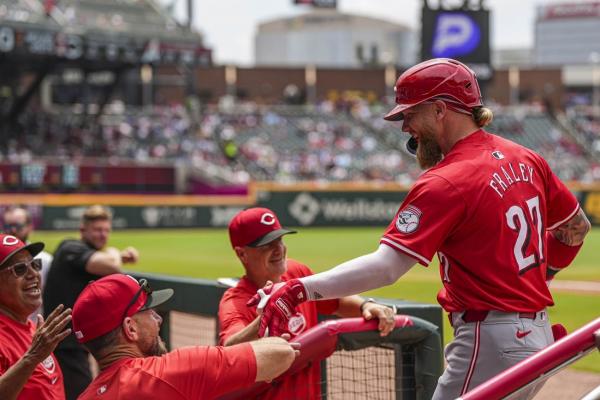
[
  {"left": 219, "top": 260, "right": 340, "bottom": 399},
  {"left": 381, "top": 130, "right": 579, "bottom": 312},
  {"left": 78, "top": 344, "right": 256, "bottom": 400},
  {"left": 0, "top": 314, "right": 65, "bottom": 400}
]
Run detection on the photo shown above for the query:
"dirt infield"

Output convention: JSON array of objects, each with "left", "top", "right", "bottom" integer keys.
[
  {"left": 535, "top": 369, "right": 600, "bottom": 399},
  {"left": 551, "top": 280, "right": 600, "bottom": 295}
]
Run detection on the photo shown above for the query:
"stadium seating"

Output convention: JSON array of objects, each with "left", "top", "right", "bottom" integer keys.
[{"left": 4, "top": 101, "right": 598, "bottom": 187}]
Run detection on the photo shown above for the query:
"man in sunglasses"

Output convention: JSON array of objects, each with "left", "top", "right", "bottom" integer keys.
[
  {"left": 0, "top": 234, "right": 72, "bottom": 400},
  {"left": 2, "top": 206, "right": 54, "bottom": 318},
  {"left": 43, "top": 205, "right": 139, "bottom": 400},
  {"left": 72, "top": 274, "right": 298, "bottom": 400}
]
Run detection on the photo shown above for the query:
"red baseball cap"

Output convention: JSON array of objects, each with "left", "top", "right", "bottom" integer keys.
[
  {"left": 0, "top": 234, "right": 44, "bottom": 268},
  {"left": 228, "top": 207, "right": 296, "bottom": 248},
  {"left": 72, "top": 274, "right": 173, "bottom": 343}
]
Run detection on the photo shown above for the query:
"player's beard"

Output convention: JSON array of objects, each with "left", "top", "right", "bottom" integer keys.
[
  {"left": 145, "top": 336, "right": 168, "bottom": 357},
  {"left": 416, "top": 128, "right": 443, "bottom": 169}
]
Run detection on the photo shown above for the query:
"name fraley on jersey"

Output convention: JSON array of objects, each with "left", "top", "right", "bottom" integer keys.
[
  {"left": 489, "top": 161, "right": 535, "bottom": 199},
  {"left": 395, "top": 205, "right": 422, "bottom": 234}
]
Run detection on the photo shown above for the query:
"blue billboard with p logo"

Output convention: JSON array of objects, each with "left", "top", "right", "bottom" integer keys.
[{"left": 421, "top": 8, "right": 491, "bottom": 80}]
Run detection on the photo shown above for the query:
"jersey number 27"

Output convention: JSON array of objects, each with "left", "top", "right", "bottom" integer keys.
[{"left": 505, "top": 195, "right": 544, "bottom": 273}]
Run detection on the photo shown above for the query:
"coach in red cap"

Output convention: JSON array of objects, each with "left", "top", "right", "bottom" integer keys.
[
  {"left": 73, "top": 274, "right": 298, "bottom": 400},
  {"left": 219, "top": 207, "right": 396, "bottom": 399},
  {"left": 0, "top": 234, "right": 71, "bottom": 400}
]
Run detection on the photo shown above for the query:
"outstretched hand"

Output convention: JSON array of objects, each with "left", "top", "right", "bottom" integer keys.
[
  {"left": 247, "top": 279, "right": 309, "bottom": 338},
  {"left": 26, "top": 304, "right": 72, "bottom": 364}
]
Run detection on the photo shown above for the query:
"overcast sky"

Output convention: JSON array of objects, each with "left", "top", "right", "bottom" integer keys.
[{"left": 157, "top": 0, "right": 593, "bottom": 65}]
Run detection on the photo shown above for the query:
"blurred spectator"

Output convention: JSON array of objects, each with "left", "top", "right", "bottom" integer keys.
[
  {"left": 2, "top": 206, "right": 54, "bottom": 318},
  {"left": 3, "top": 101, "right": 597, "bottom": 185},
  {"left": 43, "top": 205, "right": 139, "bottom": 400}
]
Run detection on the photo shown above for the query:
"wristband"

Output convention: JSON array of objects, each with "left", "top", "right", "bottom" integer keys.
[
  {"left": 546, "top": 232, "right": 583, "bottom": 269},
  {"left": 359, "top": 298, "right": 376, "bottom": 313}
]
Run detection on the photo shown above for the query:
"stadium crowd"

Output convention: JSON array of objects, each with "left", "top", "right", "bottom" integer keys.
[{"left": 3, "top": 99, "right": 597, "bottom": 187}]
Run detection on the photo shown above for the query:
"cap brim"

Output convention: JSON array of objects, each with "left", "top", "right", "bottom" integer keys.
[
  {"left": 142, "top": 288, "right": 174, "bottom": 311},
  {"left": 248, "top": 229, "right": 297, "bottom": 247},
  {"left": 384, "top": 100, "right": 427, "bottom": 121},
  {"left": 383, "top": 104, "right": 408, "bottom": 121},
  {"left": 0, "top": 242, "right": 44, "bottom": 267}
]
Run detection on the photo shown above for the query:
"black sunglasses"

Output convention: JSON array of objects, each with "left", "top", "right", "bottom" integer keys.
[
  {"left": 3, "top": 223, "right": 27, "bottom": 232},
  {"left": 121, "top": 279, "right": 152, "bottom": 321},
  {"left": 2, "top": 258, "right": 42, "bottom": 278}
]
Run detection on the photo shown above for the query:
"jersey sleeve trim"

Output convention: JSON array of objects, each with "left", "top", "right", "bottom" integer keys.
[
  {"left": 547, "top": 204, "right": 580, "bottom": 231},
  {"left": 380, "top": 237, "right": 431, "bottom": 266}
]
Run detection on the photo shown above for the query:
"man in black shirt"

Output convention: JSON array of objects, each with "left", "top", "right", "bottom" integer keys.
[{"left": 43, "top": 205, "right": 139, "bottom": 400}]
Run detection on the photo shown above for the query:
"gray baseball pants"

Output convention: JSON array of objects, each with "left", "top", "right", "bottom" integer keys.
[{"left": 432, "top": 310, "right": 554, "bottom": 400}]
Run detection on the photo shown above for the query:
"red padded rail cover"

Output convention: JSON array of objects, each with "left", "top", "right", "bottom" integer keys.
[{"left": 217, "top": 315, "right": 414, "bottom": 400}]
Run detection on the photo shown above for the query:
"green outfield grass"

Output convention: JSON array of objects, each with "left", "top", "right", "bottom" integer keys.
[{"left": 33, "top": 226, "right": 600, "bottom": 373}]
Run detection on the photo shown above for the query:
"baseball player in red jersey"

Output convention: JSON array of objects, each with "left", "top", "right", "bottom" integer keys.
[
  {"left": 252, "top": 58, "right": 592, "bottom": 399},
  {"left": 219, "top": 207, "right": 396, "bottom": 399},
  {"left": 71, "top": 274, "right": 298, "bottom": 400}
]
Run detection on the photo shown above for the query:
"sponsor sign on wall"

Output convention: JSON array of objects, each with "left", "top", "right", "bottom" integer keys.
[
  {"left": 259, "top": 191, "right": 406, "bottom": 227},
  {"left": 41, "top": 206, "right": 246, "bottom": 230},
  {"left": 37, "top": 189, "right": 596, "bottom": 229}
]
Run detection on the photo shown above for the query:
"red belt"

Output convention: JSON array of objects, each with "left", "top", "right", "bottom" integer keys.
[{"left": 451, "top": 310, "right": 538, "bottom": 324}]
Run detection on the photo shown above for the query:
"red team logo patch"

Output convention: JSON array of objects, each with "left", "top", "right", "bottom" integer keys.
[{"left": 395, "top": 205, "right": 422, "bottom": 234}]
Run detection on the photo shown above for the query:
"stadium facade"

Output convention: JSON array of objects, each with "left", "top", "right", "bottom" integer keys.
[
  {"left": 534, "top": 1, "right": 600, "bottom": 66},
  {"left": 254, "top": 9, "right": 417, "bottom": 68}
]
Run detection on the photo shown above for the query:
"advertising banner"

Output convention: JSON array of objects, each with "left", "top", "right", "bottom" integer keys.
[{"left": 421, "top": 7, "right": 492, "bottom": 80}]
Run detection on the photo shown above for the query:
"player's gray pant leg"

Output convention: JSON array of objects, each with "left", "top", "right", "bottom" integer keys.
[{"left": 432, "top": 311, "right": 553, "bottom": 400}]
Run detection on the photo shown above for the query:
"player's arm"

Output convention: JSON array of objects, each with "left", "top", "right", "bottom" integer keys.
[
  {"left": 301, "top": 244, "right": 415, "bottom": 301},
  {"left": 85, "top": 246, "right": 138, "bottom": 276},
  {"left": 251, "top": 245, "right": 416, "bottom": 337},
  {"left": 223, "top": 317, "right": 261, "bottom": 346},
  {"left": 546, "top": 208, "right": 591, "bottom": 280},
  {"left": 250, "top": 337, "right": 298, "bottom": 382},
  {"left": 550, "top": 208, "right": 591, "bottom": 246},
  {"left": 85, "top": 248, "right": 124, "bottom": 276}
]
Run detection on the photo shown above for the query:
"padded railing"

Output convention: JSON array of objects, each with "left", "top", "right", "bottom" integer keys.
[{"left": 218, "top": 315, "right": 442, "bottom": 400}]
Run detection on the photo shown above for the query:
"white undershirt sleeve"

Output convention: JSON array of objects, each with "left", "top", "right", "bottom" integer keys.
[{"left": 300, "top": 244, "right": 417, "bottom": 301}]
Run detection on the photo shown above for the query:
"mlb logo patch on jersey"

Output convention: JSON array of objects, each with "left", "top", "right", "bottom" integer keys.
[
  {"left": 492, "top": 150, "right": 505, "bottom": 160},
  {"left": 395, "top": 205, "right": 422, "bottom": 234}
]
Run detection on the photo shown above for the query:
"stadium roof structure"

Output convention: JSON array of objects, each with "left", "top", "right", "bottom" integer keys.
[{"left": 0, "top": 0, "right": 211, "bottom": 68}]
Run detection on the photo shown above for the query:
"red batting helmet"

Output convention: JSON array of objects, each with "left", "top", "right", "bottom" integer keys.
[{"left": 384, "top": 58, "right": 483, "bottom": 121}]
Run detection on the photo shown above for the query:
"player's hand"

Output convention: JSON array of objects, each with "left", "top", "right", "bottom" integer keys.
[
  {"left": 121, "top": 246, "right": 139, "bottom": 264},
  {"left": 247, "top": 279, "right": 309, "bottom": 337},
  {"left": 362, "top": 302, "right": 396, "bottom": 337},
  {"left": 25, "top": 304, "right": 72, "bottom": 364}
]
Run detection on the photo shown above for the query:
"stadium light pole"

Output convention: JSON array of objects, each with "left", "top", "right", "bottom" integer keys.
[
  {"left": 590, "top": 51, "right": 600, "bottom": 118},
  {"left": 508, "top": 66, "right": 520, "bottom": 105},
  {"left": 187, "top": 0, "right": 193, "bottom": 30},
  {"left": 305, "top": 65, "right": 317, "bottom": 105}
]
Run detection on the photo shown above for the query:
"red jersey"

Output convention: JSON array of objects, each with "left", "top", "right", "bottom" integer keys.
[
  {"left": 381, "top": 130, "right": 579, "bottom": 312},
  {"left": 219, "top": 260, "right": 340, "bottom": 400},
  {"left": 78, "top": 344, "right": 256, "bottom": 400},
  {"left": 0, "top": 314, "right": 65, "bottom": 400}
]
